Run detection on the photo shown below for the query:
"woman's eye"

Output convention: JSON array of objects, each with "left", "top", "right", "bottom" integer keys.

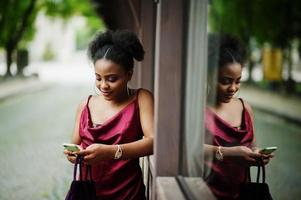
[
  {"left": 107, "top": 76, "right": 118, "bottom": 82},
  {"left": 220, "top": 78, "right": 231, "bottom": 85}
]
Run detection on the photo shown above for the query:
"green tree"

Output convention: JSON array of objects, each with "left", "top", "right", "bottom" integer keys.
[
  {"left": 209, "top": 0, "right": 257, "bottom": 82},
  {"left": 251, "top": 0, "right": 301, "bottom": 91},
  {"left": 0, "top": 0, "right": 38, "bottom": 77},
  {"left": 44, "top": 0, "right": 104, "bottom": 50},
  {"left": 209, "top": 0, "right": 301, "bottom": 88},
  {"left": 0, "top": 0, "right": 103, "bottom": 77}
]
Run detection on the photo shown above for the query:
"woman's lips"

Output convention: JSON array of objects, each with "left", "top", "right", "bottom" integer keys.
[
  {"left": 225, "top": 94, "right": 235, "bottom": 98},
  {"left": 101, "top": 91, "right": 111, "bottom": 96}
]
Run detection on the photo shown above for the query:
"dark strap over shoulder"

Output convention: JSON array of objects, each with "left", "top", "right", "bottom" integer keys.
[
  {"left": 86, "top": 95, "right": 92, "bottom": 105},
  {"left": 238, "top": 98, "right": 245, "bottom": 109}
]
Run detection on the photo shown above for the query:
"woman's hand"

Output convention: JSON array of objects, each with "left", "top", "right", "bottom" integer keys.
[
  {"left": 77, "top": 143, "right": 115, "bottom": 165},
  {"left": 64, "top": 150, "right": 77, "bottom": 164},
  {"left": 253, "top": 147, "right": 274, "bottom": 165},
  {"left": 223, "top": 146, "right": 262, "bottom": 166}
]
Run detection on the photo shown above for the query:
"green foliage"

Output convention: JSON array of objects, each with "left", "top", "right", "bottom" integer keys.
[
  {"left": 43, "top": 0, "right": 105, "bottom": 51},
  {"left": 209, "top": 0, "right": 254, "bottom": 44},
  {"left": 43, "top": 0, "right": 103, "bottom": 29},
  {"left": 0, "top": 0, "right": 103, "bottom": 48},
  {"left": 0, "top": 0, "right": 38, "bottom": 47},
  {"left": 0, "top": 0, "right": 104, "bottom": 76},
  {"left": 209, "top": 0, "right": 301, "bottom": 49}
]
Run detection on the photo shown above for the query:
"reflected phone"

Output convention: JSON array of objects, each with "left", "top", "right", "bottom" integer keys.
[
  {"left": 63, "top": 143, "right": 81, "bottom": 152},
  {"left": 260, "top": 146, "right": 277, "bottom": 155}
]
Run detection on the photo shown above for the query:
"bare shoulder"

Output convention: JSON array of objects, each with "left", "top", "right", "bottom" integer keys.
[
  {"left": 76, "top": 98, "right": 88, "bottom": 114},
  {"left": 137, "top": 89, "right": 154, "bottom": 106},
  {"left": 138, "top": 89, "right": 153, "bottom": 101}
]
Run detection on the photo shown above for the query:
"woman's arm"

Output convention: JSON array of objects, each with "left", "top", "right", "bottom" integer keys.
[
  {"left": 204, "top": 144, "right": 262, "bottom": 166},
  {"left": 71, "top": 101, "right": 86, "bottom": 144},
  {"left": 79, "top": 89, "right": 154, "bottom": 164},
  {"left": 64, "top": 100, "right": 86, "bottom": 163}
]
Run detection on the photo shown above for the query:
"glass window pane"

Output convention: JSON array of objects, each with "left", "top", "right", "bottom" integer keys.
[{"left": 181, "top": 1, "right": 301, "bottom": 200}]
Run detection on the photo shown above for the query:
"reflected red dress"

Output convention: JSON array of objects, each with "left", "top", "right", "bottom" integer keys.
[
  {"left": 79, "top": 92, "right": 146, "bottom": 200},
  {"left": 205, "top": 99, "right": 254, "bottom": 200}
]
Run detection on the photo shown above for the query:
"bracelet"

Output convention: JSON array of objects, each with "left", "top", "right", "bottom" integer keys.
[
  {"left": 215, "top": 146, "right": 224, "bottom": 161},
  {"left": 114, "top": 144, "right": 123, "bottom": 159}
]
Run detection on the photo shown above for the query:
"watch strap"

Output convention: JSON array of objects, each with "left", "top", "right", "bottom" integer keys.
[{"left": 114, "top": 144, "right": 123, "bottom": 159}]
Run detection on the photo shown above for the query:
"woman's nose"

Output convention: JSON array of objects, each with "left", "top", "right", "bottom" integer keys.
[
  {"left": 228, "top": 83, "right": 237, "bottom": 92},
  {"left": 100, "top": 81, "right": 109, "bottom": 90}
]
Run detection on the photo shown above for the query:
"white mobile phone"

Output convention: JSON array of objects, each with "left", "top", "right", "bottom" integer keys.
[
  {"left": 260, "top": 146, "right": 277, "bottom": 155},
  {"left": 63, "top": 143, "right": 81, "bottom": 152}
]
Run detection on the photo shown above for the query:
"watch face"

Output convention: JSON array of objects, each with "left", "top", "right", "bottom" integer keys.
[
  {"left": 215, "top": 148, "right": 223, "bottom": 161},
  {"left": 115, "top": 151, "right": 122, "bottom": 159},
  {"left": 216, "top": 152, "right": 223, "bottom": 161},
  {"left": 114, "top": 145, "right": 122, "bottom": 159}
]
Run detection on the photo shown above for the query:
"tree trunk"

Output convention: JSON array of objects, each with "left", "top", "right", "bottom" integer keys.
[
  {"left": 5, "top": 46, "right": 13, "bottom": 77},
  {"left": 3, "top": 0, "right": 36, "bottom": 78},
  {"left": 247, "top": 59, "right": 254, "bottom": 83},
  {"left": 286, "top": 47, "right": 295, "bottom": 93},
  {"left": 246, "top": 44, "right": 254, "bottom": 83}
]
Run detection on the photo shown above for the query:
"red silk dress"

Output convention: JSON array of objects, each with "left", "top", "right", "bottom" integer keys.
[
  {"left": 205, "top": 99, "right": 254, "bottom": 200},
  {"left": 79, "top": 92, "right": 146, "bottom": 200}
]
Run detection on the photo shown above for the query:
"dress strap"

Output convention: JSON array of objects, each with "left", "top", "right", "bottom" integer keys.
[
  {"left": 238, "top": 98, "right": 245, "bottom": 109},
  {"left": 86, "top": 95, "right": 93, "bottom": 106}
]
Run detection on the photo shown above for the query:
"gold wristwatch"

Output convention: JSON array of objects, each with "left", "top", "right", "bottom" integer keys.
[
  {"left": 114, "top": 144, "right": 123, "bottom": 159},
  {"left": 215, "top": 146, "right": 224, "bottom": 161}
]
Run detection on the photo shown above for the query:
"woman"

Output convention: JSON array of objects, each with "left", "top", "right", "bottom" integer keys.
[
  {"left": 64, "top": 30, "right": 153, "bottom": 200},
  {"left": 204, "top": 34, "right": 273, "bottom": 200}
]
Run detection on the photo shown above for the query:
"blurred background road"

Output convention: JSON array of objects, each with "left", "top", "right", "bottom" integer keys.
[
  {"left": 0, "top": 83, "right": 88, "bottom": 200},
  {"left": 0, "top": 51, "right": 94, "bottom": 200},
  {"left": 253, "top": 110, "right": 301, "bottom": 200}
]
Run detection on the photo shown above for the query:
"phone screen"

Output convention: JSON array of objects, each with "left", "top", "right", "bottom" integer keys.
[
  {"left": 260, "top": 147, "right": 277, "bottom": 154},
  {"left": 63, "top": 143, "right": 81, "bottom": 152}
]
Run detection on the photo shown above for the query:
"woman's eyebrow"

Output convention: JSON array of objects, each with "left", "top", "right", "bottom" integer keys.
[
  {"left": 222, "top": 76, "right": 241, "bottom": 80},
  {"left": 221, "top": 76, "right": 233, "bottom": 80},
  {"left": 104, "top": 74, "right": 118, "bottom": 77},
  {"left": 95, "top": 73, "right": 118, "bottom": 77}
]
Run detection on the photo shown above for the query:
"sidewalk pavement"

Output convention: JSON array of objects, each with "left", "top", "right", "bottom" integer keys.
[
  {"left": 240, "top": 84, "right": 301, "bottom": 125},
  {"left": 0, "top": 77, "right": 50, "bottom": 101}
]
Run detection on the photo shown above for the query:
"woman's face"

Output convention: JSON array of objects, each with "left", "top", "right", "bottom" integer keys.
[
  {"left": 216, "top": 62, "right": 242, "bottom": 103},
  {"left": 94, "top": 59, "right": 132, "bottom": 101}
]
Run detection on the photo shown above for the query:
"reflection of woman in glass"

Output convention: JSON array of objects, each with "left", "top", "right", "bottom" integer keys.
[{"left": 204, "top": 35, "right": 273, "bottom": 199}]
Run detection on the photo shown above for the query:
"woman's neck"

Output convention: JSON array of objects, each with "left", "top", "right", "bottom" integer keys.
[
  {"left": 213, "top": 99, "right": 232, "bottom": 109},
  {"left": 106, "top": 89, "right": 132, "bottom": 106}
]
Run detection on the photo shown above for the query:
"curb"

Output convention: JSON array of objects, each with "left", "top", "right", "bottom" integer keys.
[
  {"left": 251, "top": 105, "right": 301, "bottom": 126},
  {"left": 0, "top": 77, "right": 51, "bottom": 102},
  {"left": 240, "top": 85, "right": 301, "bottom": 126}
]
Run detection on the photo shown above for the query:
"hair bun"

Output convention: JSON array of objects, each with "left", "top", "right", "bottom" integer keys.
[
  {"left": 88, "top": 31, "right": 113, "bottom": 61},
  {"left": 220, "top": 35, "right": 245, "bottom": 55},
  {"left": 112, "top": 30, "right": 145, "bottom": 61}
]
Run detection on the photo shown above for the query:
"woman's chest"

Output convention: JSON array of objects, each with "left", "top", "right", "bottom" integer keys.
[
  {"left": 89, "top": 103, "right": 125, "bottom": 125},
  {"left": 215, "top": 108, "right": 244, "bottom": 128}
]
